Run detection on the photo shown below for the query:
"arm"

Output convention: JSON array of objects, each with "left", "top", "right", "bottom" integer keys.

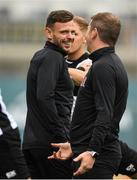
[
  {"left": 68, "top": 63, "right": 91, "bottom": 86},
  {"left": 37, "top": 53, "right": 68, "bottom": 141},
  {"left": 68, "top": 68, "right": 87, "bottom": 86},
  {"left": 88, "top": 63, "right": 116, "bottom": 153}
]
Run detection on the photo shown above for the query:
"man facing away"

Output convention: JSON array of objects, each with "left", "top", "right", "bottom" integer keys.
[
  {"left": 68, "top": 15, "right": 137, "bottom": 180},
  {"left": 50, "top": 14, "right": 137, "bottom": 179},
  {"left": 49, "top": 12, "right": 129, "bottom": 179},
  {"left": 22, "top": 10, "right": 76, "bottom": 179},
  {"left": 70, "top": 12, "right": 128, "bottom": 179},
  {"left": 67, "top": 15, "right": 137, "bottom": 180}
]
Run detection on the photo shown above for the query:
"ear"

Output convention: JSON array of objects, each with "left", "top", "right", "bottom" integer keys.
[
  {"left": 45, "top": 27, "right": 53, "bottom": 41},
  {"left": 91, "top": 28, "right": 98, "bottom": 39}
]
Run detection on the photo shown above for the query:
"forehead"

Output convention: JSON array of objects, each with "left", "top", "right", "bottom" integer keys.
[
  {"left": 54, "top": 20, "right": 76, "bottom": 31},
  {"left": 73, "top": 22, "right": 81, "bottom": 31}
]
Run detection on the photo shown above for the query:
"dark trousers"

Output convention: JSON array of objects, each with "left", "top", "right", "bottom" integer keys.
[
  {"left": 23, "top": 148, "right": 73, "bottom": 179},
  {"left": 73, "top": 158, "right": 120, "bottom": 179}
]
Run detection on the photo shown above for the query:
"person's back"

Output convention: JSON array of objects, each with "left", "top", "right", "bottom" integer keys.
[
  {"left": 108, "top": 53, "right": 128, "bottom": 128},
  {"left": 71, "top": 47, "right": 128, "bottom": 153}
]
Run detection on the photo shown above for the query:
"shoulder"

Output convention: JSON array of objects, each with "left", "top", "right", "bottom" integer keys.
[
  {"left": 91, "top": 59, "right": 116, "bottom": 82},
  {"left": 93, "top": 56, "right": 115, "bottom": 72},
  {"left": 36, "top": 48, "right": 64, "bottom": 65}
]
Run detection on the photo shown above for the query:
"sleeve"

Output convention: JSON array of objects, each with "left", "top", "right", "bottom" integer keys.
[
  {"left": 36, "top": 53, "right": 67, "bottom": 142},
  {"left": 87, "top": 63, "right": 116, "bottom": 153}
]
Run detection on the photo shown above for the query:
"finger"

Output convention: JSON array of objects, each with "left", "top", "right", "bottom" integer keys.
[
  {"left": 58, "top": 150, "right": 62, "bottom": 158},
  {"left": 54, "top": 151, "right": 61, "bottom": 159},
  {"left": 53, "top": 151, "right": 59, "bottom": 159},
  {"left": 73, "top": 166, "right": 85, "bottom": 176},
  {"left": 47, "top": 151, "right": 56, "bottom": 159},
  {"left": 73, "top": 169, "right": 81, "bottom": 176},
  {"left": 50, "top": 143, "right": 61, "bottom": 148},
  {"left": 73, "top": 155, "right": 81, "bottom": 162},
  {"left": 48, "top": 154, "right": 54, "bottom": 159}
]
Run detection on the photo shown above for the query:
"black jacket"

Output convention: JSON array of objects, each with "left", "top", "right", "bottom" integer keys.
[
  {"left": 70, "top": 47, "right": 128, "bottom": 155},
  {"left": 23, "top": 41, "right": 73, "bottom": 149}
]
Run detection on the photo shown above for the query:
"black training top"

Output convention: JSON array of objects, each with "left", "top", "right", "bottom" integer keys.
[
  {"left": 66, "top": 53, "right": 90, "bottom": 96},
  {"left": 23, "top": 41, "right": 73, "bottom": 149},
  {"left": 70, "top": 47, "right": 128, "bottom": 155}
]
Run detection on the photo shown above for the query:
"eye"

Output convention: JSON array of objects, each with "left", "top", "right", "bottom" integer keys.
[
  {"left": 62, "top": 32, "right": 67, "bottom": 35},
  {"left": 60, "top": 30, "right": 68, "bottom": 34},
  {"left": 72, "top": 31, "right": 78, "bottom": 36}
]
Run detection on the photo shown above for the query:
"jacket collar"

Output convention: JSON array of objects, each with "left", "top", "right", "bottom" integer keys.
[
  {"left": 89, "top": 47, "right": 115, "bottom": 62},
  {"left": 66, "top": 52, "right": 89, "bottom": 62},
  {"left": 44, "top": 41, "right": 67, "bottom": 57}
]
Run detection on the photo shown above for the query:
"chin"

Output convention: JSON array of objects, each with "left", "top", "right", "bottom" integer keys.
[{"left": 63, "top": 47, "right": 71, "bottom": 52}]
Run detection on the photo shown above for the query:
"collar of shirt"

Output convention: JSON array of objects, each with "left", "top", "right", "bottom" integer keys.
[
  {"left": 89, "top": 46, "right": 115, "bottom": 62},
  {"left": 66, "top": 52, "right": 89, "bottom": 63},
  {"left": 44, "top": 41, "right": 67, "bottom": 57}
]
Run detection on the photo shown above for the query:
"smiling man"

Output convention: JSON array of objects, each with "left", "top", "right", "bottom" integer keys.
[{"left": 22, "top": 10, "right": 75, "bottom": 179}]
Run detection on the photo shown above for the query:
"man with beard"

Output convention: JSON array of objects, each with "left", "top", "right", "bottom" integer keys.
[{"left": 22, "top": 10, "right": 76, "bottom": 179}]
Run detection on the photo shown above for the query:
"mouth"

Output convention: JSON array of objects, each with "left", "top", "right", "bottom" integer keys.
[{"left": 62, "top": 40, "right": 73, "bottom": 49}]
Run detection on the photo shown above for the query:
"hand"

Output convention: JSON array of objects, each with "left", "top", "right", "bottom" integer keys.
[
  {"left": 73, "top": 151, "right": 95, "bottom": 176},
  {"left": 80, "top": 62, "right": 91, "bottom": 72},
  {"left": 48, "top": 142, "right": 73, "bottom": 160}
]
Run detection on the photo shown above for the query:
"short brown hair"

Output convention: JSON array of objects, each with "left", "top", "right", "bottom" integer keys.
[
  {"left": 46, "top": 10, "right": 74, "bottom": 27},
  {"left": 90, "top": 12, "right": 121, "bottom": 46},
  {"left": 73, "top": 16, "right": 88, "bottom": 33}
]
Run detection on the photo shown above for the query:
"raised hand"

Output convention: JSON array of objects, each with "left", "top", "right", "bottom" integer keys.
[{"left": 48, "top": 142, "right": 73, "bottom": 160}]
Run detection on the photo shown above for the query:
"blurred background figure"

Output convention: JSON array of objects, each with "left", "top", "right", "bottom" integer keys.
[
  {"left": 0, "top": 0, "right": 137, "bottom": 151},
  {"left": 0, "top": 89, "right": 30, "bottom": 179}
]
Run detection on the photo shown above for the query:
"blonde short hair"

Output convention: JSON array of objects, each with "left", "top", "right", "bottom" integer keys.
[{"left": 73, "top": 16, "right": 88, "bottom": 33}]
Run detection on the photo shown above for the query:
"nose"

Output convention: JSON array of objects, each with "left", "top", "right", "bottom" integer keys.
[{"left": 66, "top": 32, "right": 75, "bottom": 40}]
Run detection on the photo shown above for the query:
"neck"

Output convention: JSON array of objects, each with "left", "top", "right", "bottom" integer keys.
[
  {"left": 68, "top": 48, "right": 85, "bottom": 60},
  {"left": 89, "top": 41, "right": 110, "bottom": 53}
]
